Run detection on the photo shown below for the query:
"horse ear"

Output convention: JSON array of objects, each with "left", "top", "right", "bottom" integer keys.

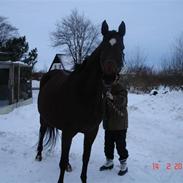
[
  {"left": 118, "top": 21, "right": 126, "bottom": 36},
  {"left": 101, "top": 20, "right": 109, "bottom": 36}
]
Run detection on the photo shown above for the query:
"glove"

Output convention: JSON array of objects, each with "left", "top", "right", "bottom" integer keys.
[{"left": 106, "top": 91, "right": 113, "bottom": 100}]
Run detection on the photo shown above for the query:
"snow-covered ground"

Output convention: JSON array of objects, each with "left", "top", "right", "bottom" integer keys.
[{"left": 0, "top": 87, "right": 183, "bottom": 183}]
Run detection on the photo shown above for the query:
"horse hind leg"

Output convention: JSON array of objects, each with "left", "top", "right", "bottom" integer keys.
[
  {"left": 58, "top": 131, "right": 76, "bottom": 183},
  {"left": 35, "top": 117, "right": 47, "bottom": 161},
  {"left": 80, "top": 126, "right": 99, "bottom": 183}
]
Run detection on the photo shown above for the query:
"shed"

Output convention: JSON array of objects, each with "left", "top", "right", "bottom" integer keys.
[
  {"left": 0, "top": 61, "right": 32, "bottom": 114},
  {"left": 49, "top": 54, "right": 66, "bottom": 71}
]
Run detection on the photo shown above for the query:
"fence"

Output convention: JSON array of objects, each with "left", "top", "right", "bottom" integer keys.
[{"left": 0, "top": 61, "right": 32, "bottom": 114}]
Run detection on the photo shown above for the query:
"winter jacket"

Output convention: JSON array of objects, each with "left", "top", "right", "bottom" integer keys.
[{"left": 103, "top": 78, "right": 128, "bottom": 130}]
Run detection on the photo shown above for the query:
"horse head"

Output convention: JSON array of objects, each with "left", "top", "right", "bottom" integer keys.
[{"left": 100, "top": 20, "right": 126, "bottom": 85}]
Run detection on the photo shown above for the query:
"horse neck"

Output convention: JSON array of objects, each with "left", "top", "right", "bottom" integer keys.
[
  {"left": 82, "top": 44, "right": 102, "bottom": 77},
  {"left": 72, "top": 44, "right": 103, "bottom": 97}
]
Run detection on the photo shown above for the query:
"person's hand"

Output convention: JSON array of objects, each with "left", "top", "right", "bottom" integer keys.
[{"left": 106, "top": 91, "right": 113, "bottom": 100}]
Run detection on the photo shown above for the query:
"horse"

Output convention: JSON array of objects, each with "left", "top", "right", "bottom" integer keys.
[
  {"left": 35, "top": 64, "right": 90, "bottom": 172},
  {"left": 37, "top": 20, "right": 126, "bottom": 183},
  {"left": 35, "top": 69, "right": 73, "bottom": 172}
]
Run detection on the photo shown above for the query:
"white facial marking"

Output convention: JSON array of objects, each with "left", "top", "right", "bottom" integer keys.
[{"left": 109, "top": 38, "right": 117, "bottom": 46}]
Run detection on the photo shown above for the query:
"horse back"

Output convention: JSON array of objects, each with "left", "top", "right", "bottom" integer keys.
[
  {"left": 38, "top": 70, "right": 70, "bottom": 126},
  {"left": 39, "top": 70, "right": 70, "bottom": 90}
]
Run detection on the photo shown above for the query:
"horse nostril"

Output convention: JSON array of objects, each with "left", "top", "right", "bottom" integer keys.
[
  {"left": 105, "top": 59, "right": 114, "bottom": 64},
  {"left": 105, "top": 60, "right": 115, "bottom": 68}
]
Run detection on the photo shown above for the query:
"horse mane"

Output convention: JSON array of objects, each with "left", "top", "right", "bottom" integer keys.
[
  {"left": 69, "top": 45, "right": 101, "bottom": 80},
  {"left": 73, "top": 58, "right": 88, "bottom": 73}
]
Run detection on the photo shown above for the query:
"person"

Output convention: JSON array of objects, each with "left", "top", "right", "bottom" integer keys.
[{"left": 100, "top": 75, "right": 128, "bottom": 176}]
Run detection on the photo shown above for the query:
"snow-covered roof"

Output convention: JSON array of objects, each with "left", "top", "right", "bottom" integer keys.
[{"left": 0, "top": 61, "right": 31, "bottom": 67}]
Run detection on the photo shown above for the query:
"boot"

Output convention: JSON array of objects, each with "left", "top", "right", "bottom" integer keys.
[
  {"left": 100, "top": 159, "right": 114, "bottom": 171},
  {"left": 118, "top": 159, "right": 128, "bottom": 176}
]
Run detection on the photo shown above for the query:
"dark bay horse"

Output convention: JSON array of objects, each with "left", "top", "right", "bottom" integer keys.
[
  {"left": 35, "top": 69, "right": 73, "bottom": 172},
  {"left": 37, "top": 20, "right": 126, "bottom": 183}
]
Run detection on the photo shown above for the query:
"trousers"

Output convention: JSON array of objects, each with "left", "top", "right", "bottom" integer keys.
[{"left": 104, "top": 129, "right": 128, "bottom": 160}]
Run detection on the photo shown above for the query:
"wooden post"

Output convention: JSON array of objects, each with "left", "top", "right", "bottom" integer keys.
[
  {"left": 9, "top": 63, "right": 14, "bottom": 105},
  {"left": 17, "top": 64, "right": 20, "bottom": 102}
]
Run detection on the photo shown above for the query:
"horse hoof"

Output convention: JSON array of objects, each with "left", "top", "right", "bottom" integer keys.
[
  {"left": 35, "top": 155, "right": 42, "bottom": 161},
  {"left": 66, "top": 163, "right": 72, "bottom": 172}
]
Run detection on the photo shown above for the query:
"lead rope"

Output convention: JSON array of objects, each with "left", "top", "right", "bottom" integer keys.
[
  {"left": 106, "top": 97, "right": 124, "bottom": 117},
  {"left": 103, "top": 75, "right": 124, "bottom": 117}
]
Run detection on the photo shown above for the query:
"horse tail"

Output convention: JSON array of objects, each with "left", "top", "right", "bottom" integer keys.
[{"left": 43, "top": 126, "right": 59, "bottom": 150}]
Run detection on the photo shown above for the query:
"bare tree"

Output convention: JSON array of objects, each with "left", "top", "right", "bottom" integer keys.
[
  {"left": 0, "top": 16, "right": 18, "bottom": 48},
  {"left": 126, "top": 47, "right": 148, "bottom": 74},
  {"left": 171, "top": 33, "right": 183, "bottom": 74},
  {"left": 161, "top": 33, "right": 183, "bottom": 75},
  {"left": 51, "top": 9, "right": 100, "bottom": 67}
]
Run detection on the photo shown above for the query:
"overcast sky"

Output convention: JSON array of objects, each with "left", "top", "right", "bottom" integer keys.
[{"left": 1, "top": 0, "right": 183, "bottom": 70}]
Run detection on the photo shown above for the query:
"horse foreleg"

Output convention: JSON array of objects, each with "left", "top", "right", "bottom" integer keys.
[
  {"left": 58, "top": 131, "right": 75, "bottom": 183},
  {"left": 35, "top": 118, "right": 47, "bottom": 161},
  {"left": 80, "top": 126, "right": 99, "bottom": 183}
]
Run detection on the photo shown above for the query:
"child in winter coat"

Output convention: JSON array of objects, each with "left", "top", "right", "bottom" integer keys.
[{"left": 100, "top": 75, "right": 128, "bottom": 176}]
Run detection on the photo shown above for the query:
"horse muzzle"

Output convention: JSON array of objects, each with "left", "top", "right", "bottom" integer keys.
[
  {"left": 102, "top": 73, "right": 117, "bottom": 86},
  {"left": 102, "top": 59, "right": 118, "bottom": 75},
  {"left": 101, "top": 59, "right": 121, "bottom": 85}
]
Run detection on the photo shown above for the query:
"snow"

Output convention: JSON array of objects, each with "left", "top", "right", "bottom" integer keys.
[
  {"left": 0, "top": 86, "right": 183, "bottom": 183},
  {"left": 32, "top": 80, "right": 40, "bottom": 88}
]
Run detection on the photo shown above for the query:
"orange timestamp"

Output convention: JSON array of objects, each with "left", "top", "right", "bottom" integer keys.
[{"left": 152, "top": 162, "right": 182, "bottom": 170}]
